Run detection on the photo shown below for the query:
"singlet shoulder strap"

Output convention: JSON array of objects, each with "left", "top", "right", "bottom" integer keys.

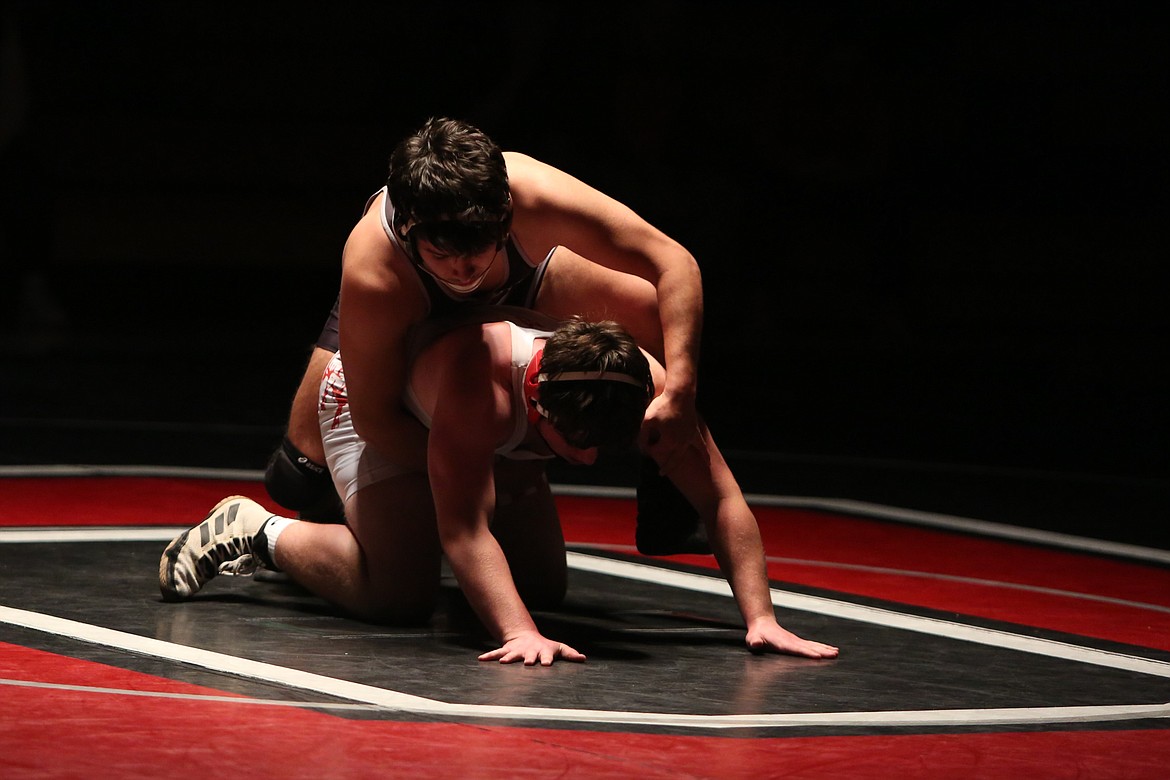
[
  {"left": 498, "top": 321, "right": 553, "bottom": 458},
  {"left": 361, "top": 186, "right": 431, "bottom": 313}
]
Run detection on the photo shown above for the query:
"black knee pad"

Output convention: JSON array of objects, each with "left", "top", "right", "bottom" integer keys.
[{"left": 264, "top": 438, "right": 344, "bottom": 523}]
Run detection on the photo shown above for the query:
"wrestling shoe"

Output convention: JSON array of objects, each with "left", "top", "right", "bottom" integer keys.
[{"left": 159, "top": 495, "right": 275, "bottom": 601}]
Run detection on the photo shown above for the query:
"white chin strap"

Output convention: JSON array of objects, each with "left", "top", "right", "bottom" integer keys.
[{"left": 418, "top": 253, "right": 498, "bottom": 295}]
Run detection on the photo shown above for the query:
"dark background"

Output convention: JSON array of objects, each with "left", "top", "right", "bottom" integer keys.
[{"left": 1, "top": 2, "right": 1166, "bottom": 546}]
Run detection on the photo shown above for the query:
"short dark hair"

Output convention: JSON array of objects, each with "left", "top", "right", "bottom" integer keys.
[
  {"left": 538, "top": 320, "right": 654, "bottom": 450},
  {"left": 387, "top": 117, "right": 511, "bottom": 256}
]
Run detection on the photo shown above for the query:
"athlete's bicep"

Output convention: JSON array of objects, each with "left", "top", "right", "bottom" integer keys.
[
  {"left": 337, "top": 231, "right": 426, "bottom": 448},
  {"left": 507, "top": 152, "right": 688, "bottom": 281}
]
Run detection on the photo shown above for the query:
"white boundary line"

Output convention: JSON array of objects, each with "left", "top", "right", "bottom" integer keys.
[
  {"left": 3, "top": 552, "right": 1170, "bottom": 729},
  {"left": 0, "top": 664, "right": 1165, "bottom": 729},
  {"left": 3, "top": 602, "right": 1168, "bottom": 730},
  {"left": 0, "top": 677, "right": 391, "bottom": 712}
]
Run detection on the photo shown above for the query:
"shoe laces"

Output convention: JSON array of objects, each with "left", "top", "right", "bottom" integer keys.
[{"left": 218, "top": 554, "right": 259, "bottom": 577}]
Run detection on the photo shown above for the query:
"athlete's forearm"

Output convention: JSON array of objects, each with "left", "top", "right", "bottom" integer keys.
[
  {"left": 705, "top": 499, "right": 778, "bottom": 628},
  {"left": 654, "top": 251, "right": 704, "bottom": 397},
  {"left": 442, "top": 528, "right": 539, "bottom": 642}
]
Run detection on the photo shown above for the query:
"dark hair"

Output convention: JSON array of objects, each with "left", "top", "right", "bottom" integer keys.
[
  {"left": 538, "top": 320, "right": 654, "bottom": 450},
  {"left": 387, "top": 117, "right": 512, "bottom": 257}
]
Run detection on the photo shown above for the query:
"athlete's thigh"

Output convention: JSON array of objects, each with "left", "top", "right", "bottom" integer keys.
[
  {"left": 535, "top": 250, "right": 663, "bottom": 359},
  {"left": 345, "top": 471, "right": 442, "bottom": 613},
  {"left": 288, "top": 347, "right": 335, "bottom": 464}
]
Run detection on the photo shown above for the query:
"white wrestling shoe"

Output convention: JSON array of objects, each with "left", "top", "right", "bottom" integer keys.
[{"left": 159, "top": 495, "right": 275, "bottom": 601}]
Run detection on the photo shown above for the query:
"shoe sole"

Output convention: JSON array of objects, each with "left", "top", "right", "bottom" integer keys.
[{"left": 159, "top": 495, "right": 252, "bottom": 602}]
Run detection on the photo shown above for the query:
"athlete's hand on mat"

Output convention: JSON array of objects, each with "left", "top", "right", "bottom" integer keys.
[
  {"left": 745, "top": 618, "right": 840, "bottom": 659},
  {"left": 640, "top": 390, "right": 704, "bottom": 476},
  {"left": 478, "top": 631, "right": 587, "bottom": 666}
]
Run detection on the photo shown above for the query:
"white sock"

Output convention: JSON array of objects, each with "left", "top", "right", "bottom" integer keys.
[{"left": 262, "top": 516, "right": 298, "bottom": 567}]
